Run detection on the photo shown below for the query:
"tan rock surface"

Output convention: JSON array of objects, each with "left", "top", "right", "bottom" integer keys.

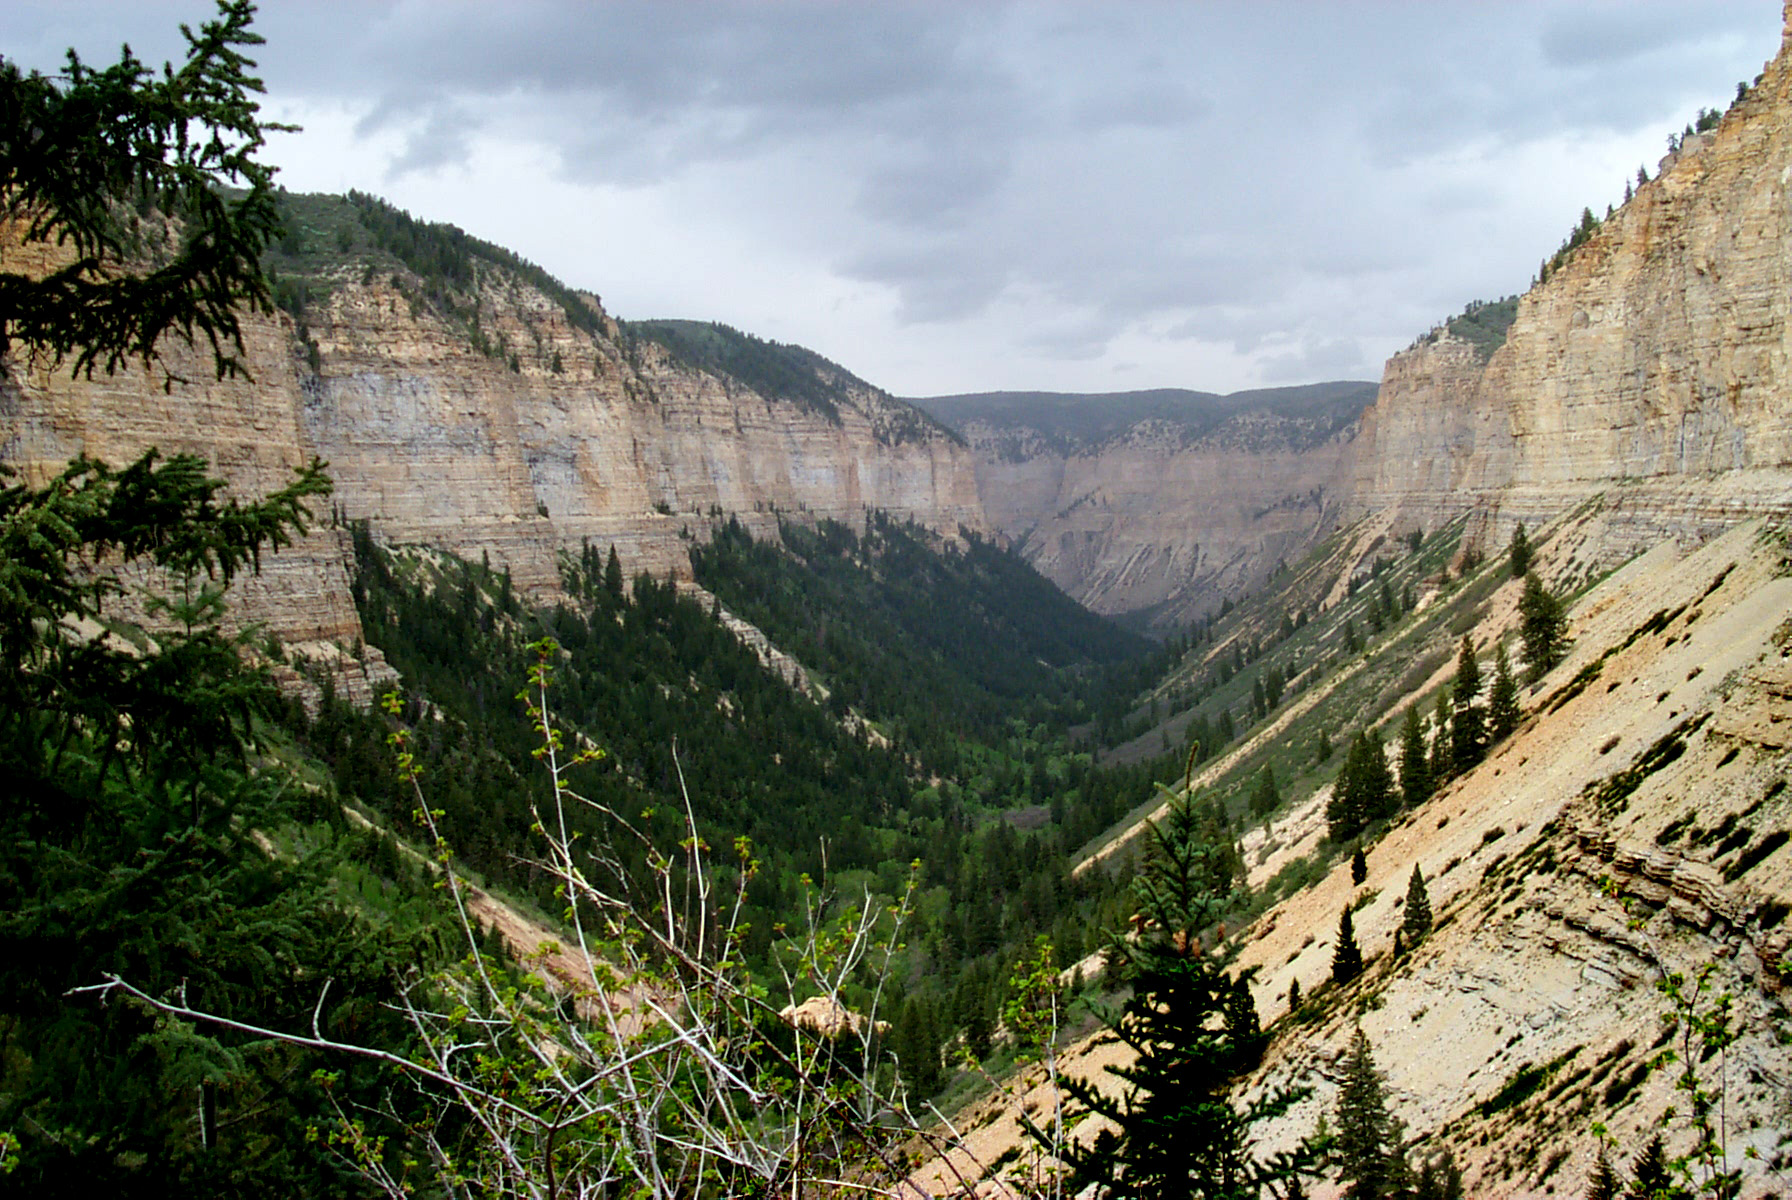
[
  {"left": 964, "top": 415, "right": 1353, "bottom": 629},
  {"left": 1, "top": 234, "right": 984, "bottom": 696},
  {"left": 1352, "top": 20, "right": 1792, "bottom": 563},
  {"left": 916, "top": 521, "right": 1792, "bottom": 1198}
]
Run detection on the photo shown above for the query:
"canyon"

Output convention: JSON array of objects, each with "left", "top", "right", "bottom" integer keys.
[{"left": 9, "top": 5, "right": 1792, "bottom": 1196}]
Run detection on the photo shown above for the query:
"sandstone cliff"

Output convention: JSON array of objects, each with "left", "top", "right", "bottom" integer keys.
[
  {"left": 0, "top": 215, "right": 985, "bottom": 687},
  {"left": 918, "top": 385, "right": 1372, "bottom": 631},
  {"left": 1352, "top": 10, "right": 1792, "bottom": 562}
]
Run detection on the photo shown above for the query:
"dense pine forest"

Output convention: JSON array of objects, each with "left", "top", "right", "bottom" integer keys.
[{"left": 302, "top": 517, "right": 1210, "bottom": 1101}]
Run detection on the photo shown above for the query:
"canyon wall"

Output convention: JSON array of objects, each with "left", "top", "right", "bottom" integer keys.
[
  {"left": 0, "top": 232, "right": 985, "bottom": 688},
  {"left": 1352, "top": 10, "right": 1792, "bottom": 557},
  {"left": 952, "top": 413, "right": 1355, "bottom": 631},
  {"left": 295, "top": 272, "right": 985, "bottom": 596}
]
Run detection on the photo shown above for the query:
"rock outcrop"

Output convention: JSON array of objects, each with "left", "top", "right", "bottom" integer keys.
[
  {"left": 1352, "top": 17, "right": 1792, "bottom": 560},
  {"left": 0, "top": 229, "right": 985, "bottom": 685},
  {"left": 918, "top": 386, "right": 1372, "bottom": 631},
  {"left": 298, "top": 274, "right": 985, "bottom": 599}
]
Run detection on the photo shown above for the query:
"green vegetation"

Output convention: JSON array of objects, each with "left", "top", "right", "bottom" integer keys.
[
  {"left": 630, "top": 318, "right": 953, "bottom": 432},
  {"left": 0, "top": 451, "right": 454, "bottom": 1195},
  {"left": 0, "top": 0, "right": 282, "bottom": 384},
  {"left": 324, "top": 521, "right": 1178, "bottom": 1111},
  {"left": 1043, "top": 787, "right": 1321, "bottom": 1198},
  {"left": 1329, "top": 729, "right": 1397, "bottom": 843},
  {"left": 1519, "top": 571, "right": 1568, "bottom": 681},
  {"left": 691, "top": 514, "right": 1154, "bottom": 775},
  {"left": 1401, "top": 865, "right": 1432, "bottom": 946},
  {"left": 1332, "top": 906, "right": 1364, "bottom": 985},
  {"left": 1508, "top": 522, "right": 1533, "bottom": 578},
  {"left": 0, "top": 10, "right": 457, "bottom": 1190},
  {"left": 1419, "top": 295, "right": 1520, "bottom": 361}
]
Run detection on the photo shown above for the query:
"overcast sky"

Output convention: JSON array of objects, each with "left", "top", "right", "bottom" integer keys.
[{"left": 4, "top": 1, "right": 1782, "bottom": 396}]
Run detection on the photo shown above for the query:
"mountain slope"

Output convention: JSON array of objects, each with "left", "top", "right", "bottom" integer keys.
[
  {"left": 1, "top": 192, "right": 987, "bottom": 697},
  {"left": 918, "top": 503, "right": 1792, "bottom": 1200},
  {"left": 1354, "top": 17, "right": 1792, "bottom": 564}
]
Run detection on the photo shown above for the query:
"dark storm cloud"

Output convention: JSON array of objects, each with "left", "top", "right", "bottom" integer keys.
[{"left": 1, "top": 0, "right": 1781, "bottom": 392}]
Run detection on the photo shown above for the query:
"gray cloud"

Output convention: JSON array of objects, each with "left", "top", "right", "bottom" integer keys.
[{"left": 1, "top": 0, "right": 1781, "bottom": 394}]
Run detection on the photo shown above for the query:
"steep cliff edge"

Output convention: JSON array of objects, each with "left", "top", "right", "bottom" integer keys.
[
  {"left": 1353, "top": 11, "right": 1792, "bottom": 559},
  {"left": 916, "top": 384, "right": 1372, "bottom": 632},
  {"left": 296, "top": 265, "right": 985, "bottom": 596},
  {"left": 0, "top": 205, "right": 985, "bottom": 687}
]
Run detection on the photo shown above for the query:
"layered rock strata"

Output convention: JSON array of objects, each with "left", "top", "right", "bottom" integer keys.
[
  {"left": 1352, "top": 14, "right": 1792, "bottom": 557},
  {"left": 299, "top": 274, "right": 985, "bottom": 601},
  {"left": 953, "top": 414, "right": 1354, "bottom": 631},
  {"left": 0, "top": 234, "right": 985, "bottom": 689}
]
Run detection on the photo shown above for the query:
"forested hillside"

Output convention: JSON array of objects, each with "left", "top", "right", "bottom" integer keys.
[{"left": 318, "top": 520, "right": 1204, "bottom": 1099}]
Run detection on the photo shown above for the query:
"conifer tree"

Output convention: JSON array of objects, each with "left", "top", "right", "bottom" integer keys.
[
  {"left": 1626, "top": 1133, "right": 1671, "bottom": 1200},
  {"left": 1351, "top": 846, "right": 1368, "bottom": 886},
  {"left": 1429, "top": 691, "right": 1452, "bottom": 785},
  {"left": 1047, "top": 787, "right": 1323, "bottom": 1199},
  {"left": 1451, "top": 636, "right": 1486, "bottom": 773},
  {"left": 0, "top": 0, "right": 285, "bottom": 383},
  {"left": 1519, "top": 571, "right": 1568, "bottom": 682},
  {"left": 1509, "top": 522, "right": 1533, "bottom": 579},
  {"left": 1586, "top": 1145, "right": 1621, "bottom": 1200},
  {"left": 1250, "top": 762, "right": 1280, "bottom": 817},
  {"left": 1332, "top": 906, "right": 1364, "bottom": 985},
  {"left": 1399, "top": 704, "right": 1431, "bottom": 809},
  {"left": 604, "top": 543, "right": 626, "bottom": 601},
  {"left": 1401, "top": 864, "right": 1432, "bottom": 946},
  {"left": 1489, "top": 641, "right": 1521, "bottom": 741},
  {"left": 1333, "top": 1026, "right": 1395, "bottom": 1199},
  {"left": 1288, "top": 978, "right": 1301, "bottom": 1011}
]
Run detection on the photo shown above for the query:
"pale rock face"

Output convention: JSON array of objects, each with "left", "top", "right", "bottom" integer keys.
[
  {"left": 1, "top": 236, "right": 985, "bottom": 690},
  {"left": 0, "top": 232, "right": 394, "bottom": 705},
  {"left": 963, "top": 416, "right": 1353, "bottom": 630},
  {"left": 298, "top": 272, "right": 986, "bottom": 598},
  {"left": 1352, "top": 23, "right": 1792, "bottom": 559}
]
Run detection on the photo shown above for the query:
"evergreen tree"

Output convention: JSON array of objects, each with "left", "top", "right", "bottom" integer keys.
[
  {"left": 1351, "top": 846, "right": 1368, "bottom": 886},
  {"left": 1586, "top": 1145, "right": 1621, "bottom": 1200},
  {"left": 1400, "top": 865, "right": 1432, "bottom": 945},
  {"left": 1429, "top": 692, "right": 1452, "bottom": 786},
  {"left": 1329, "top": 729, "right": 1396, "bottom": 843},
  {"left": 1333, "top": 1027, "right": 1395, "bottom": 1199},
  {"left": 604, "top": 544, "right": 626, "bottom": 601},
  {"left": 1332, "top": 906, "right": 1364, "bottom": 986},
  {"left": 1489, "top": 642, "right": 1521, "bottom": 741},
  {"left": 1450, "top": 637, "right": 1486, "bottom": 774},
  {"left": 1519, "top": 571, "right": 1569, "bottom": 683},
  {"left": 1288, "top": 978, "right": 1301, "bottom": 1011},
  {"left": 0, "top": 0, "right": 284, "bottom": 383},
  {"left": 1250, "top": 763, "right": 1280, "bottom": 817},
  {"left": 1046, "top": 788, "right": 1322, "bottom": 1199},
  {"left": 1399, "top": 704, "right": 1431, "bottom": 809},
  {"left": 1509, "top": 522, "right": 1533, "bottom": 579},
  {"left": 1626, "top": 1133, "right": 1672, "bottom": 1200},
  {"left": 894, "top": 995, "right": 944, "bottom": 1097}
]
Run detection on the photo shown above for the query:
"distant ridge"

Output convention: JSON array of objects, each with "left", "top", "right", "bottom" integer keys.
[{"left": 908, "top": 380, "right": 1377, "bottom": 453}]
